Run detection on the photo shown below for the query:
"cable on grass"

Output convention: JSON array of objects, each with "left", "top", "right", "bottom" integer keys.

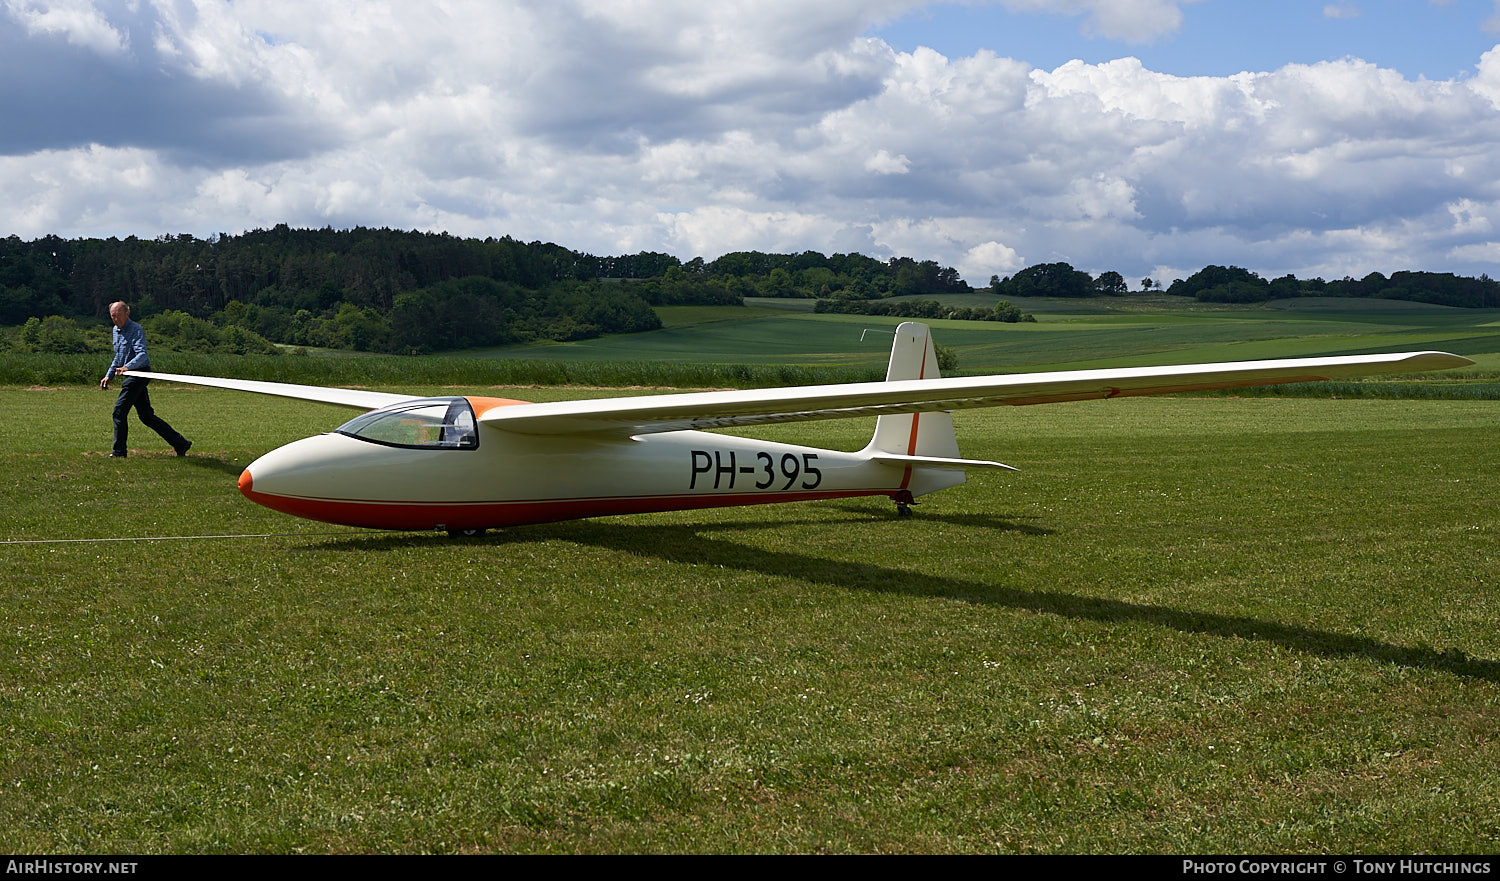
[{"left": 0, "top": 532, "right": 355, "bottom": 545}]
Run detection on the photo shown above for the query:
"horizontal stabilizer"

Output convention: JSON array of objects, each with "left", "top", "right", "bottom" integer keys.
[{"left": 868, "top": 452, "right": 1019, "bottom": 472}]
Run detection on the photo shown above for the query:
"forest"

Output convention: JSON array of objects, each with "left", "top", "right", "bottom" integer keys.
[{"left": 2, "top": 226, "right": 1496, "bottom": 355}]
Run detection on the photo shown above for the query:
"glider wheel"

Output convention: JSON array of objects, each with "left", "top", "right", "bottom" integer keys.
[{"left": 447, "top": 527, "right": 487, "bottom": 538}]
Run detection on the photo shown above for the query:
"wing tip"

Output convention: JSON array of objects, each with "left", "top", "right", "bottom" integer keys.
[{"left": 1405, "top": 351, "right": 1475, "bottom": 370}]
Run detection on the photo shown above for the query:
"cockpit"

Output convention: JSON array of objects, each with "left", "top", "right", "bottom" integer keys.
[{"left": 333, "top": 397, "right": 478, "bottom": 450}]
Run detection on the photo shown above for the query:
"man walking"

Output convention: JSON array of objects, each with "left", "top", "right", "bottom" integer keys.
[{"left": 99, "top": 301, "right": 191, "bottom": 458}]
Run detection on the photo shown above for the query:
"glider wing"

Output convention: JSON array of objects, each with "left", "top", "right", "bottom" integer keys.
[
  {"left": 476, "top": 351, "right": 1472, "bottom": 436},
  {"left": 129, "top": 350, "right": 1471, "bottom": 437},
  {"left": 126, "top": 371, "right": 419, "bottom": 411}
]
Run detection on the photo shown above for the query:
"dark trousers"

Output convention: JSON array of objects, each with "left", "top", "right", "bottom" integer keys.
[{"left": 112, "top": 377, "right": 187, "bottom": 454}]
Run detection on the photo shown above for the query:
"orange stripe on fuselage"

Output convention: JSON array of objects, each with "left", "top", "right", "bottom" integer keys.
[{"left": 467, "top": 396, "right": 531, "bottom": 416}]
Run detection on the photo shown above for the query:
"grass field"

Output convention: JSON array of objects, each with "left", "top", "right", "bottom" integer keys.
[{"left": 2, "top": 382, "right": 1497, "bottom": 853}]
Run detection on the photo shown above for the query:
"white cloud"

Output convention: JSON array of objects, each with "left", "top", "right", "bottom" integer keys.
[
  {"left": 4, "top": 0, "right": 128, "bottom": 55},
  {"left": 865, "top": 149, "right": 911, "bottom": 174},
  {"left": 1472, "top": 44, "right": 1500, "bottom": 108},
  {"left": 1448, "top": 198, "right": 1495, "bottom": 235},
  {"left": 658, "top": 205, "right": 859, "bottom": 258},
  {"left": 1, "top": 1, "right": 1499, "bottom": 285},
  {"left": 961, "top": 241, "right": 1025, "bottom": 281},
  {"left": 1449, "top": 241, "right": 1500, "bottom": 263},
  {"left": 0, "top": 145, "right": 174, "bottom": 238}
]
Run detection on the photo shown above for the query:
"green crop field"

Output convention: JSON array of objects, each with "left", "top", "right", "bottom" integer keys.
[
  {"left": 8, "top": 297, "right": 1500, "bottom": 393},
  {"left": 2, "top": 375, "right": 1497, "bottom": 852},
  {"left": 451, "top": 298, "right": 1500, "bottom": 381}
]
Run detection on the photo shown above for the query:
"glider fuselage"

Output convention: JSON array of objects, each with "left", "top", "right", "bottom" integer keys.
[{"left": 236, "top": 396, "right": 959, "bottom": 531}]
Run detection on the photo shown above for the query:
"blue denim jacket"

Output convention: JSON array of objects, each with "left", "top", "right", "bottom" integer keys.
[{"left": 105, "top": 320, "right": 152, "bottom": 380}]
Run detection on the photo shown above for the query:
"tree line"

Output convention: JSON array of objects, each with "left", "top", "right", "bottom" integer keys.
[
  {"left": 1160, "top": 265, "right": 1500, "bottom": 308},
  {"left": 0, "top": 228, "right": 970, "bottom": 324},
  {"left": 0, "top": 228, "right": 974, "bottom": 353},
  {"left": 2, "top": 228, "right": 1496, "bottom": 355},
  {"left": 986, "top": 261, "right": 1500, "bottom": 307},
  {"left": 814, "top": 298, "right": 1036, "bottom": 323}
]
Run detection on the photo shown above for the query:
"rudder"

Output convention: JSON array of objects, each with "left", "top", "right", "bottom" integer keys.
[{"left": 865, "top": 322, "right": 962, "bottom": 460}]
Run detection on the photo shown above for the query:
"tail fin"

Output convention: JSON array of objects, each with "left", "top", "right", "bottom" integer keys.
[
  {"left": 865, "top": 322, "right": 962, "bottom": 459},
  {"left": 862, "top": 323, "right": 1015, "bottom": 497}
]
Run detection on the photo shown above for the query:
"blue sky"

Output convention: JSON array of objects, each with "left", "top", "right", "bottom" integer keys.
[
  {"left": 3, "top": 1, "right": 1500, "bottom": 286},
  {"left": 875, "top": 1, "right": 1498, "bottom": 80}
]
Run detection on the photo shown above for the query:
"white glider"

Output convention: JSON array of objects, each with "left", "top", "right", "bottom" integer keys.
[{"left": 130, "top": 322, "right": 1471, "bottom": 535}]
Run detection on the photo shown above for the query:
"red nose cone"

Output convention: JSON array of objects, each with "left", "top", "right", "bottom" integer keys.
[{"left": 238, "top": 468, "right": 253, "bottom": 496}]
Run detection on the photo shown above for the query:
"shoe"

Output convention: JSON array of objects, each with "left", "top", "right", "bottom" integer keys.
[
  {"left": 175, "top": 440, "right": 192, "bottom": 457},
  {"left": 108, "top": 451, "right": 127, "bottom": 458}
]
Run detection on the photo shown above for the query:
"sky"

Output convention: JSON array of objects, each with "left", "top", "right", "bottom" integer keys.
[{"left": 4, "top": 1, "right": 1500, "bottom": 287}]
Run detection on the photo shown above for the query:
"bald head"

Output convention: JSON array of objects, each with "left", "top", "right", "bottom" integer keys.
[{"left": 109, "top": 302, "right": 129, "bottom": 329}]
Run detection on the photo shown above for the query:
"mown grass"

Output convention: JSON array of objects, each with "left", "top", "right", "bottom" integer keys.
[{"left": 1, "top": 385, "right": 1497, "bottom": 853}]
